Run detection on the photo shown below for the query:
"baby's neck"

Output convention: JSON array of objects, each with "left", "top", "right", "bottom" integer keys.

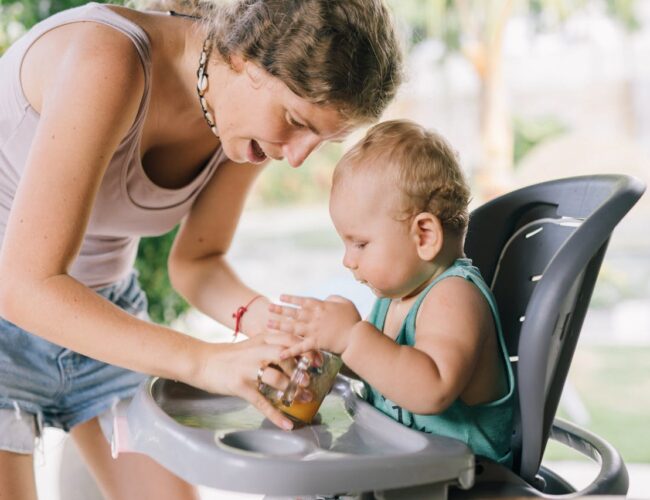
[{"left": 398, "top": 234, "right": 465, "bottom": 302}]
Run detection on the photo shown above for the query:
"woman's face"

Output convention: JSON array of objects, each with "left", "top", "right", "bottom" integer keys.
[{"left": 210, "top": 57, "right": 354, "bottom": 167}]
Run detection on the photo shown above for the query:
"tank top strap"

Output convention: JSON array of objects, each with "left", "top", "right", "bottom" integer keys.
[
  {"left": 8, "top": 2, "right": 152, "bottom": 134},
  {"left": 403, "top": 258, "right": 502, "bottom": 345},
  {"left": 367, "top": 297, "right": 391, "bottom": 332},
  {"left": 80, "top": 3, "right": 152, "bottom": 71},
  {"left": 80, "top": 3, "right": 153, "bottom": 136},
  {"left": 401, "top": 258, "right": 515, "bottom": 396}
]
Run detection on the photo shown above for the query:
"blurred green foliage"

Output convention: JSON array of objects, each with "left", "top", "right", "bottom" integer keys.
[
  {"left": 251, "top": 142, "right": 343, "bottom": 207},
  {"left": 387, "top": 0, "right": 462, "bottom": 52},
  {"left": 513, "top": 115, "right": 569, "bottom": 166},
  {"left": 0, "top": 0, "right": 115, "bottom": 52},
  {"left": 135, "top": 227, "right": 189, "bottom": 324},
  {"left": 545, "top": 345, "right": 650, "bottom": 462}
]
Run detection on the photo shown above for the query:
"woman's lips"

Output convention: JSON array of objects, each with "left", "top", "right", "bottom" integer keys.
[{"left": 247, "top": 139, "right": 267, "bottom": 164}]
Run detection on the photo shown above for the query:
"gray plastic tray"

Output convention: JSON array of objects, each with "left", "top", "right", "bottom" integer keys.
[{"left": 114, "top": 376, "right": 475, "bottom": 497}]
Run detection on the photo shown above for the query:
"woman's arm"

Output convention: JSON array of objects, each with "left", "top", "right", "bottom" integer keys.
[
  {"left": 272, "top": 278, "right": 489, "bottom": 415},
  {"left": 0, "top": 24, "right": 296, "bottom": 429},
  {"left": 0, "top": 23, "right": 160, "bottom": 363},
  {"left": 168, "top": 159, "right": 271, "bottom": 338}
]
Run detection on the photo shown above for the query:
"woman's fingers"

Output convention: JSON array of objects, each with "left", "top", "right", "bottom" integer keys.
[
  {"left": 259, "top": 331, "right": 302, "bottom": 347},
  {"left": 240, "top": 384, "right": 294, "bottom": 430},
  {"left": 258, "top": 364, "right": 291, "bottom": 391}
]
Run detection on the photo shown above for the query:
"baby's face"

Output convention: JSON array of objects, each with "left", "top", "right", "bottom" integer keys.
[{"left": 329, "top": 169, "right": 433, "bottom": 299}]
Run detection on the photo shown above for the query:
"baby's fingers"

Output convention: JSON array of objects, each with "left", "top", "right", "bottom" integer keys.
[
  {"left": 280, "top": 338, "right": 317, "bottom": 360},
  {"left": 268, "top": 302, "right": 301, "bottom": 319},
  {"left": 267, "top": 317, "right": 306, "bottom": 336},
  {"left": 279, "top": 294, "right": 320, "bottom": 308}
]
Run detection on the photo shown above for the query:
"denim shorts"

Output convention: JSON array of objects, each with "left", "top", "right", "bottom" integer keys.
[{"left": 0, "top": 272, "right": 148, "bottom": 454}]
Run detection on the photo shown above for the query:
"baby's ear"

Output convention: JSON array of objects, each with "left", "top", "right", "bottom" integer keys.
[{"left": 411, "top": 213, "right": 443, "bottom": 261}]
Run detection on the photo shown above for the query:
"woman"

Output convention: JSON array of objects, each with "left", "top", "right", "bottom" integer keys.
[{"left": 0, "top": 0, "right": 403, "bottom": 497}]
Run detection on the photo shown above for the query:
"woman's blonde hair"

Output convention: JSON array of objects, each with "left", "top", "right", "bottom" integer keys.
[
  {"left": 334, "top": 120, "right": 471, "bottom": 233},
  {"left": 135, "top": 0, "right": 403, "bottom": 122}
]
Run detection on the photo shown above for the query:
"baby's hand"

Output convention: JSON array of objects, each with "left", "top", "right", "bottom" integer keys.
[{"left": 267, "top": 294, "right": 361, "bottom": 357}]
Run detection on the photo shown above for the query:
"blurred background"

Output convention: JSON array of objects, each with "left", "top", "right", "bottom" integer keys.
[{"left": 1, "top": 0, "right": 649, "bottom": 498}]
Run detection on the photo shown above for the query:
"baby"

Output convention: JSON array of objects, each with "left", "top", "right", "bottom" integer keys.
[{"left": 269, "top": 120, "right": 515, "bottom": 465}]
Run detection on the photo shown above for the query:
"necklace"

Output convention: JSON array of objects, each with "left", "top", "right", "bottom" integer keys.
[
  {"left": 168, "top": 10, "right": 219, "bottom": 137},
  {"left": 196, "top": 38, "right": 219, "bottom": 136}
]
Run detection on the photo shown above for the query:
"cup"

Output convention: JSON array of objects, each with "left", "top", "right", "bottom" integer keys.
[{"left": 260, "top": 351, "right": 342, "bottom": 425}]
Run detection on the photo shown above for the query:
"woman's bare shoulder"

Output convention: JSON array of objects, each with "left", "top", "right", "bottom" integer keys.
[{"left": 21, "top": 19, "right": 146, "bottom": 114}]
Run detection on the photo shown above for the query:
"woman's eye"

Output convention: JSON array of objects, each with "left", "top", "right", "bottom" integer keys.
[{"left": 288, "top": 116, "right": 306, "bottom": 129}]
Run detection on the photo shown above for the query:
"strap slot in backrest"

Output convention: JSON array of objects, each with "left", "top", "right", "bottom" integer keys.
[{"left": 490, "top": 217, "right": 582, "bottom": 356}]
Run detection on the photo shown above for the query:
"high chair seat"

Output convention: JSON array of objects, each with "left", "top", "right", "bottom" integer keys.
[{"left": 114, "top": 174, "right": 644, "bottom": 499}]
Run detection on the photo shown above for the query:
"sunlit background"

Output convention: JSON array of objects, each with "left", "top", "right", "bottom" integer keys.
[{"left": 1, "top": 0, "right": 648, "bottom": 498}]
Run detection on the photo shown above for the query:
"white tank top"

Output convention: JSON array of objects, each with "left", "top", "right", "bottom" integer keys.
[{"left": 0, "top": 2, "right": 227, "bottom": 288}]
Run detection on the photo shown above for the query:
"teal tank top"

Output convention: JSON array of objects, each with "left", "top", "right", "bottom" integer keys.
[{"left": 364, "top": 258, "right": 515, "bottom": 466}]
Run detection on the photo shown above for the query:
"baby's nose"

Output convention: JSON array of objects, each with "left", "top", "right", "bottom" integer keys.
[{"left": 342, "top": 253, "right": 356, "bottom": 270}]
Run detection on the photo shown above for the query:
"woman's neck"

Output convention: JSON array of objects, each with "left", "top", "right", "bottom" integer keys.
[{"left": 145, "top": 11, "right": 213, "bottom": 140}]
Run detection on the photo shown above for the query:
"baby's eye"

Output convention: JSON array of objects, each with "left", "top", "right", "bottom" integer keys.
[{"left": 354, "top": 242, "right": 367, "bottom": 249}]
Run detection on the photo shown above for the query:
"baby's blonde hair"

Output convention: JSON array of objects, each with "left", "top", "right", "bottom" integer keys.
[
  {"left": 134, "top": 0, "right": 403, "bottom": 123},
  {"left": 334, "top": 120, "right": 471, "bottom": 233}
]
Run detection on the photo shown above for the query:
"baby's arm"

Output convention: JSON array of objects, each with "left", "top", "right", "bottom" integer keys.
[{"left": 272, "top": 277, "right": 490, "bottom": 415}]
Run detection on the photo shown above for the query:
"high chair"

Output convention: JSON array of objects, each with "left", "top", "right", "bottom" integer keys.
[
  {"left": 109, "top": 174, "right": 644, "bottom": 499},
  {"left": 452, "top": 173, "right": 644, "bottom": 498}
]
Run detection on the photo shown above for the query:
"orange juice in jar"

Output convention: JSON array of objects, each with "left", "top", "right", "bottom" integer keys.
[
  {"left": 278, "top": 399, "right": 322, "bottom": 424},
  {"left": 260, "top": 351, "right": 342, "bottom": 425}
]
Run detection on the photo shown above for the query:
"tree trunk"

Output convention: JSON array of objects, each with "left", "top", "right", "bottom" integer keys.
[{"left": 457, "top": 0, "right": 515, "bottom": 200}]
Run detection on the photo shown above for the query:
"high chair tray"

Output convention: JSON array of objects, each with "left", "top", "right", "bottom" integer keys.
[{"left": 118, "top": 376, "right": 475, "bottom": 496}]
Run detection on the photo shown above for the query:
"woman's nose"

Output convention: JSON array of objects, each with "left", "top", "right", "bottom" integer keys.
[{"left": 283, "top": 135, "right": 322, "bottom": 168}]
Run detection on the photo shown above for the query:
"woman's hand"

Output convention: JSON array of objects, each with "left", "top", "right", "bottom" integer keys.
[
  {"left": 267, "top": 294, "right": 362, "bottom": 357},
  {"left": 192, "top": 332, "right": 305, "bottom": 430}
]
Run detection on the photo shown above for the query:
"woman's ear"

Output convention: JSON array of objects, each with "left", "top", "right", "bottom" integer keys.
[
  {"left": 243, "top": 60, "right": 266, "bottom": 89},
  {"left": 229, "top": 53, "right": 246, "bottom": 73},
  {"left": 411, "top": 213, "right": 444, "bottom": 261}
]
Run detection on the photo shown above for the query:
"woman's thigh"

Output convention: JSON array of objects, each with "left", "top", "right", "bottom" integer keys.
[
  {"left": 0, "top": 450, "right": 37, "bottom": 500},
  {"left": 70, "top": 417, "right": 199, "bottom": 500}
]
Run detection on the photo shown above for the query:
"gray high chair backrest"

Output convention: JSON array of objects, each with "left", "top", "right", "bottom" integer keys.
[{"left": 463, "top": 174, "right": 645, "bottom": 486}]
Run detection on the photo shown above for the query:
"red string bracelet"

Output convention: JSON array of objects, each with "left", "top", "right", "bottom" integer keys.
[{"left": 231, "top": 295, "right": 263, "bottom": 341}]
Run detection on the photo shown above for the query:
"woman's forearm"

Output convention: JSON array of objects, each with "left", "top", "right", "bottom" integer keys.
[
  {"left": 169, "top": 253, "right": 269, "bottom": 337},
  {"left": 0, "top": 273, "right": 206, "bottom": 384}
]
